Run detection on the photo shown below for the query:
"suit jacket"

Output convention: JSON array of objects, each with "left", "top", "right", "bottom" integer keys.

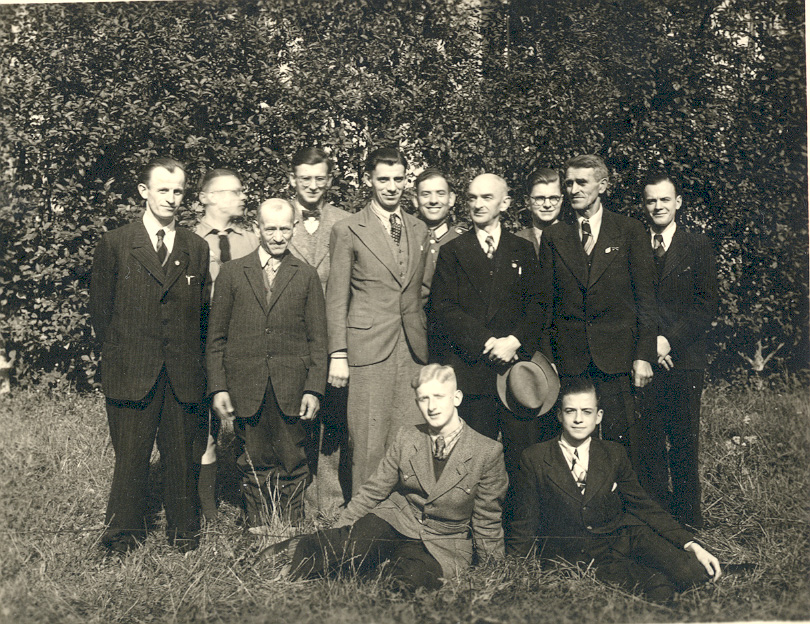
[
  {"left": 516, "top": 227, "right": 540, "bottom": 258},
  {"left": 539, "top": 210, "right": 658, "bottom": 375},
  {"left": 326, "top": 205, "right": 429, "bottom": 366},
  {"left": 655, "top": 227, "right": 718, "bottom": 370},
  {"left": 429, "top": 229, "right": 543, "bottom": 394},
  {"left": 337, "top": 423, "right": 508, "bottom": 578},
  {"left": 206, "top": 250, "right": 327, "bottom": 418},
  {"left": 423, "top": 221, "right": 466, "bottom": 292},
  {"left": 508, "top": 437, "right": 693, "bottom": 561},
  {"left": 289, "top": 203, "right": 350, "bottom": 293},
  {"left": 89, "top": 220, "right": 210, "bottom": 404}
]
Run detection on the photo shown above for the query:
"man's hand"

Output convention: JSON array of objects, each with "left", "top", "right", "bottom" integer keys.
[
  {"left": 299, "top": 393, "right": 320, "bottom": 421},
  {"left": 656, "top": 335, "right": 674, "bottom": 371},
  {"left": 483, "top": 336, "right": 521, "bottom": 365},
  {"left": 684, "top": 542, "right": 722, "bottom": 581},
  {"left": 212, "top": 391, "right": 235, "bottom": 422},
  {"left": 328, "top": 357, "right": 349, "bottom": 387},
  {"left": 631, "top": 359, "right": 653, "bottom": 388}
]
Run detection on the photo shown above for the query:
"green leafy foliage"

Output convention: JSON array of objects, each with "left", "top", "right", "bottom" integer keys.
[{"left": 0, "top": 0, "right": 805, "bottom": 387}]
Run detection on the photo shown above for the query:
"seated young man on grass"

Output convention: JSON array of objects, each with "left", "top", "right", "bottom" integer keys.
[
  {"left": 507, "top": 376, "right": 721, "bottom": 603},
  {"left": 266, "top": 363, "right": 509, "bottom": 591}
]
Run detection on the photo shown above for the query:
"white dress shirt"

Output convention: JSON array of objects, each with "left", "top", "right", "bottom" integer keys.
[{"left": 142, "top": 210, "right": 176, "bottom": 255}]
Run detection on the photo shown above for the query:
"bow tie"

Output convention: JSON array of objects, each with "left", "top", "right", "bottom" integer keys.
[{"left": 301, "top": 208, "right": 320, "bottom": 220}]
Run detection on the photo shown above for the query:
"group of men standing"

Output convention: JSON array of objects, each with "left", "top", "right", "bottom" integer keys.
[{"left": 89, "top": 147, "right": 716, "bottom": 555}]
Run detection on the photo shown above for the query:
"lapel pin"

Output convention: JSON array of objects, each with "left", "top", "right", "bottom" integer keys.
[
  {"left": 174, "top": 260, "right": 181, "bottom": 265},
  {"left": 185, "top": 275, "right": 195, "bottom": 285},
  {"left": 605, "top": 246, "right": 618, "bottom": 254}
]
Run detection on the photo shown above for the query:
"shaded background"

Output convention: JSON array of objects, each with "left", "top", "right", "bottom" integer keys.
[{"left": 0, "top": 0, "right": 806, "bottom": 387}]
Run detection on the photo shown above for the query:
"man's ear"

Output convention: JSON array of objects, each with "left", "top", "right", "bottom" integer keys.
[
  {"left": 597, "top": 177, "right": 608, "bottom": 194},
  {"left": 595, "top": 409, "right": 604, "bottom": 425},
  {"left": 453, "top": 389, "right": 463, "bottom": 407},
  {"left": 448, "top": 191, "right": 456, "bottom": 208},
  {"left": 288, "top": 172, "right": 297, "bottom": 189},
  {"left": 411, "top": 194, "right": 419, "bottom": 210},
  {"left": 138, "top": 183, "right": 148, "bottom": 200},
  {"left": 675, "top": 195, "right": 683, "bottom": 211},
  {"left": 363, "top": 172, "right": 372, "bottom": 188},
  {"left": 500, "top": 195, "right": 512, "bottom": 213}
]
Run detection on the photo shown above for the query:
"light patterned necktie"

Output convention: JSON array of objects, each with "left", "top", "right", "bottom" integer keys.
[
  {"left": 581, "top": 220, "right": 594, "bottom": 255},
  {"left": 433, "top": 436, "right": 446, "bottom": 460},
  {"left": 485, "top": 235, "right": 495, "bottom": 260},
  {"left": 654, "top": 234, "right": 666, "bottom": 258},
  {"left": 156, "top": 229, "right": 168, "bottom": 266},
  {"left": 390, "top": 213, "right": 402, "bottom": 245},
  {"left": 571, "top": 449, "right": 587, "bottom": 494}
]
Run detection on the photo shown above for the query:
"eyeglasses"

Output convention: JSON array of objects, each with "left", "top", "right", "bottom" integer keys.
[
  {"left": 529, "top": 195, "right": 562, "bottom": 205},
  {"left": 207, "top": 189, "right": 246, "bottom": 198},
  {"left": 295, "top": 176, "right": 329, "bottom": 187}
]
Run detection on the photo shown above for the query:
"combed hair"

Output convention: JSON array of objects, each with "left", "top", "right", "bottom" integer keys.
[
  {"left": 640, "top": 169, "right": 682, "bottom": 197},
  {"left": 414, "top": 168, "right": 450, "bottom": 192},
  {"left": 411, "top": 363, "right": 457, "bottom": 389},
  {"left": 558, "top": 375, "right": 600, "bottom": 409},
  {"left": 199, "top": 168, "right": 242, "bottom": 192},
  {"left": 291, "top": 147, "right": 334, "bottom": 175},
  {"left": 139, "top": 157, "right": 186, "bottom": 185},
  {"left": 365, "top": 147, "right": 408, "bottom": 173},
  {"left": 565, "top": 154, "right": 608, "bottom": 182},
  {"left": 526, "top": 168, "right": 561, "bottom": 194}
]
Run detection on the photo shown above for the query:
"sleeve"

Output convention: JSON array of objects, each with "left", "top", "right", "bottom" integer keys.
[
  {"left": 88, "top": 234, "right": 116, "bottom": 346},
  {"left": 506, "top": 450, "right": 542, "bottom": 558},
  {"left": 303, "top": 269, "right": 328, "bottom": 397},
  {"left": 205, "top": 262, "right": 234, "bottom": 395},
  {"left": 628, "top": 219, "right": 658, "bottom": 364},
  {"left": 537, "top": 233, "right": 555, "bottom": 362},
  {"left": 665, "top": 234, "right": 718, "bottom": 354},
  {"left": 325, "top": 223, "right": 352, "bottom": 355},
  {"left": 514, "top": 245, "right": 544, "bottom": 356},
  {"left": 471, "top": 441, "right": 509, "bottom": 561}
]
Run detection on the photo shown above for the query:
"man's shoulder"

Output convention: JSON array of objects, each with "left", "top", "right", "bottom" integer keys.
[
  {"left": 516, "top": 227, "right": 534, "bottom": 241},
  {"left": 286, "top": 252, "right": 320, "bottom": 279},
  {"left": 102, "top": 219, "right": 142, "bottom": 242},
  {"left": 403, "top": 210, "right": 429, "bottom": 234},
  {"left": 462, "top": 422, "right": 503, "bottom": 454},
  {"left": 675, "top": 226, "right": 713, "bottom": 249},
  {"left": 323, "top": 203, "right": 351, "bottom": 220},
  {"left": 603, "top": 209, "right": 646, "bottom": 233},
  {"left": 177, "top": 225, "right": 210, "bottom": 252},
  {"left": 542, "top": 220, "right": 575, "bottom": 241}
]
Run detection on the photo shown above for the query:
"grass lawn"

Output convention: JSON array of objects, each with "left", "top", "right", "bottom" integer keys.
[{"left": 1, "top": 379, "right": 808, "bottom": 623}]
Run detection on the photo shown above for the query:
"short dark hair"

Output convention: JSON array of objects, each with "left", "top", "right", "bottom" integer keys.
[
  {"left": 139, "top": 157, "right": 186, "bottom": 186},
  {"left": 199, "top": 168, "right": 242, "bottom": 192},
  {"left": 640, "top": 169, "right": 682, "bottom": 197},
  {"left": 364, "top": 147, "right": 408, "bottom": 174},
  {"left": 526, "top": 168, "right": 562, "bottom": 194},
  {"left": 558, "top": 375, "right": 599, "bottom": 409},
  {"left": 565, "top": 154, "right": 608, "bottom": 182},
  {"left": 291, "top": 147, "right": 334, "bottom": 175},
  {"left": 414, "top": 168, "right": 451, "bottom": 193}
]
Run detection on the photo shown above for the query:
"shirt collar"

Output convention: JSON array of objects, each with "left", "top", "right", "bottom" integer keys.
[
  {"left": 429, "top": 419, "right": 464, "bottom": 458},
  {"left": 258, "top": 247, "right": 285, "bottom": 268},
  {"left": 651, "top": 221, "right": 677, "bottom": 250},
  {"left": 142, "top": 209, "right": 175, "bottom": 237},
  {"left": 197, "top": 218, "right": 244, "bottom": 237},
  {"left": 369, "top": 200, "right": 402, "bottom": 224},
  {"left": 576, "top": 205, "right": 603, "bottom": 229},
  {"left": 475, "top": 221, "right": 502, "bottom": 250},
  {"left": 558, "top": 435, "right": 592, "bottom": 462}
]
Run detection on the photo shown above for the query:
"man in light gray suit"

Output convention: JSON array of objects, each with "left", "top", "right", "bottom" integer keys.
[
  {"left": 287, "top": 147, "right": 351, "bottom": 510},
  {"left": 326, "top": 147, "right": 429, "bottom": 496}
]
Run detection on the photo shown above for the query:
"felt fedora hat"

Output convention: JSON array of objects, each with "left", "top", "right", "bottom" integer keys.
[{"left": 496, "top": 352, "right": 560, "bottom": 419}]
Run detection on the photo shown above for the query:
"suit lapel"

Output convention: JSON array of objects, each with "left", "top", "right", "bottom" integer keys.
[
  {"left": 660, "top": 226, "right": 688, "bottom": 282},
  {"left": 588, "top": 211, "right": 620, "bottom": 288},
  {"left": 582, "top": 439, "right": 611, "bottom": 503},
  {"left": 455, "top": 231, "right": 494, "bottom": 300},
  {"left": 130, "top": 222, "right": 166, "bottom": 285},
  {"left": 408, "top": 433, "right": 435, "bottom": 494},
  {"left": 552, "top": 223, "right": 589, "bottom": 289},
  {"left": 266, "top": 253, "right": 297, "bottom": 313},
  {"left": 545, "top": 440, "right": 585, "bottom": 503},
  {"left": 402, "top": 212, "right": 424, "bottom": 287},
  {"left": 163, "top": 230, "right": 190, "bottom": 295},
  {"left": 243, "top": 251, "right": 270, "bottom": 315},
  {"left": 350, "top": 206, "right": 401, "bottom": 285},
  {"left": 487, "top": 233, "right": 520, "bottom": 320},
  {"left": 426, "top": 426, "right": 472, "bottom": 504}
]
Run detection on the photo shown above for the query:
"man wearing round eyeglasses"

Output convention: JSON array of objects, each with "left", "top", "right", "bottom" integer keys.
[
  {"left": 286, "top": 147, "right": 351, "bottom": 512},
  {"left": 194, "top": 168, "right": 259, "bottom": 521},
  {"left": 517, "top": 168, "right": 564, "bottom": 259}
]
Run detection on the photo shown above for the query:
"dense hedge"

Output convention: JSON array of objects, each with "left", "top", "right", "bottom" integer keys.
[{"left": 0, "top": 0, "right": 806, "bottom": 387}]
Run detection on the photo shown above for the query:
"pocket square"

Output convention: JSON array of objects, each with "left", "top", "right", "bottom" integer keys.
[{"left": 611, "top": 482, "right": 618, "bottom": 492}]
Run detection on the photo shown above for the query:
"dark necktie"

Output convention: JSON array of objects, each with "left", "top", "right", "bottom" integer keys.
[
  {"left": 210, "top": 229, "right": 232, "bottom": 263},
  {"left": 156, "top": 229, "right": 167, "bottom": 266},
  {"left": 390, "top": 213, "right": 402, "bottom": 245},
  {"left": 654, "top": 234, "right": 666, "bottom": 259},
  {"left": 301, "top": 208, "right": 320, "bottom": 220},
  {"left": 433, "top": 436, "right": 446, "bottom": 460},
  {"left": 485, "top": 235, "right": 495, "bottom": 260},
  {"left": 581, "top": 220, "right": 593, "bottom": 255}
]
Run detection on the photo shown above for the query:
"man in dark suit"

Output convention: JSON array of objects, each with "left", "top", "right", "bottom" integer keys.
[
  {"left": 429, "top": 173, "right": 544, "bottom": 482},
  {"left": 286, "top": 147, "right": 351, "bottom": 512},
  {"left": 508, "top": 377, "right": 721, "bottom": 603},
  {"left": 326, "top": 148, "right": 429, "bottom": 495},
  {"left": 637, "top": 171, "right": 718, "bottom": 529},
  {"left": 279, "top": 364, "right": 508, "bottom": 591},
  {"left": 516, "top": 167, "right": 564, "bottom": 259},
  {"left": 539, "top": 154, "right": 658, "bottom": 466},
  {"left": 89, "top": 157, "right": 210, "bottom": 554},
  {"left": 206, "top": 199, "right": 327, "bottom": 530}
]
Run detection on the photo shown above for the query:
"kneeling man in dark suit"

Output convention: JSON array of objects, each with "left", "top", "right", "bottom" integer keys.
[
  {"left": 508, "top": 377, "right": 721, "bottom": 603},
  {"left": 206, "top": 198, "right": 327, "bottom": 530},
  {"left": 278, "top": 364, "right": 508, "bottom": 591}
]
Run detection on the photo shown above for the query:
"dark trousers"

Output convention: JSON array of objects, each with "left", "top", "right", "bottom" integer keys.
[
  {"left": 588, "top": 525, "right": 709, "bottom": 602},
  {"left": 235, "top": 379, "right": 310, "bottom": 525},
  {"left": 638, "top": 369, "right": 704, "bottom": 527},
  {"left": 290, "top": 513, "right": 443, "bottom": 591},
  {"left": 103, "top": 368, "right": 204, "bottom": 549},
  {"left": 458, "top": 393, "right": 539, "bottom": 536},
  {"left": 563, "top": 362, "right": 640, "bottom": 468}
]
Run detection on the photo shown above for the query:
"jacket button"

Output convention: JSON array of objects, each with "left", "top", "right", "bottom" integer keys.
[
  {"left": 265, "top": 328, "right": 271, "bottom": 334},
  {"left": 586, "top": 525, "right": 593, "bottom": 530}
]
